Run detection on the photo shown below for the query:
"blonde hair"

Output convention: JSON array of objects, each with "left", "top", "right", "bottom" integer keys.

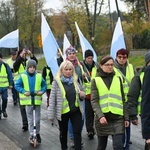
[{"left": 56, "top": 60, "right": 78, "bottom": 81}]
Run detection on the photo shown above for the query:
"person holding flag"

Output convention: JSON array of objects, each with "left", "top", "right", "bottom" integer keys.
[
  {"left": 114, "top": 48, "right": 135, "bottom": 150},
  {"left": 48, "top": 60, "right": 85, "bottom": 150},
  {"left": 65, "top": 46, "right": 85, "bottom": 148},
  {"left": 82, "top": 49, "right": 99, "bottom": 139}
]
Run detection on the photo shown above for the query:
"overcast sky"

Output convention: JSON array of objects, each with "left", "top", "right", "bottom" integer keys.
[{"left": 44, "top": 0, "right": 128, "bottom": 12}]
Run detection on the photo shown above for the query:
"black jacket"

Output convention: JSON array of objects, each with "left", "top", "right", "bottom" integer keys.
[{"left": 141, "top": 66, "right": 150, "bottom": 140}]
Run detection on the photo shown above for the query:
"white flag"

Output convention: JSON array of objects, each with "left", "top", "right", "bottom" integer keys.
[
  {"left": 63, "top": 34, "right": 72, "bottom": 59},
  {"left": 41, "top": 13, "right": 59, "bottom": 76},
  {"left": 75, "top": 22, "right": 97, "bottom": 62},
  {"left": 110, "top": 17, "right": 126, "bottom": 59},
  {"left": 0, "top": 29, "right": 19, "bottom": 48}
]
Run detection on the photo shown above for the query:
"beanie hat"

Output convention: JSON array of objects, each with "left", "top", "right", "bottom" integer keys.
[
  {"left": 116, "top": 48, "right": 129, "bottom": 57},
  {"left": 145, "top": 51, "right": 150, "bottom": 65},
  {"left": 0, "top": 53, "right": 2, "bottom": 58},
  {"left": 100, "top": 55, "right": 113, "bottom": 65},
  {"left": 85, "top": 49, "right": 93, "bottom": 58},
  {"left": 66, "top": 47, "right": 76, "bottom": 55},
  {"left": 27, "top": 59, "right": 36, "bottom": 69}
]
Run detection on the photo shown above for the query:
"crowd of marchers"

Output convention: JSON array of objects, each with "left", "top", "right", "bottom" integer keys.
[{"left": 1, "top": 47, "right": 150, "bottom": 150}]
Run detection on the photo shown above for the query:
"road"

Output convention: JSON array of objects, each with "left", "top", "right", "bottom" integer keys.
[{"left": 0, "top": 90, "right": 145, "bottom": 150}]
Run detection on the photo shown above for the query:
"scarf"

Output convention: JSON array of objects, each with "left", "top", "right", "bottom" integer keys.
[{"left": 60, "top": 75, "right": 73, "bottom": 85}]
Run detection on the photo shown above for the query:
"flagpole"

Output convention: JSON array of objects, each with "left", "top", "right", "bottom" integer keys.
[
  {"left": 115, "top": 0, "right": 120, "bottom": 17},
  {"left": 58, "top": 48, "right": 64, "bottom": 61}
]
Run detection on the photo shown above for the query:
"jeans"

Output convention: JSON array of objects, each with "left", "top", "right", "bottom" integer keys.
[
  {"left": 68, "top": 100, "right": 85, "bottom": 139},
  {"left": 123, "top": 122, "right": 131, "bottom": 150},
  {"left": 58, "top": 109, "right": 82, "bottom": 150},
  {"left": 0, "top": 88, "right": 8, "bottom": 112}
]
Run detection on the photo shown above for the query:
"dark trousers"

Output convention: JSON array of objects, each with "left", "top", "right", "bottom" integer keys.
[
  {"left": 123, "top": 122, "right": 131, "bottom": 150},
  {"left": 12, "top": 84, "right": 18, "bottom": 103},
  {"left": 97, "top": 134, "right": 124, "bottom": 150},
  {"left": 0, "top": 88, "right": 8, "bottom": 112},
  {"left": 19, "top": 98, "right": 28, "bottom": 127},
  {"left": 58, "top": 110, "right": 82, "bottom": 150},
  {"left": 85, "top": 98, "right": 94, "bottom": 133}
]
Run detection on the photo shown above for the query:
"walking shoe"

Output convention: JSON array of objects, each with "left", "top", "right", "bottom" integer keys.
[
  {"left": 70, "top": 138, "right": 74, "bottom": 148},
  {"left": 36, "top": 134, "right": 41, "bottom": 144},
  {"left": 3, "top": 112, "right": 8, "bottom": 118},
  {"left": 22, "top": 126, "right": 28, "bottom": 132},
  {"left": 88, "top": 131, "right": 94, "bottom": 139},
  {"left": 13, "top": 101, "right": 17, "bottom": 106},
  {"left": 29, "top": 135, "right": 34, "bottom": 144}
]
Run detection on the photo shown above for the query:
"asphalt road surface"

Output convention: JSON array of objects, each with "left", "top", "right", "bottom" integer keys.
[{"left": 0, "top": 89, "right": 145, "bottom": 150}]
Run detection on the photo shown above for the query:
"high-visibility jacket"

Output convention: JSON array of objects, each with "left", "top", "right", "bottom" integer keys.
[
  {"left": 114, "top": 64, "right": 134, "bottom": 101},
  {"left": 7, "top": 58, "right": 18, "bottom": 80},
  {"left": 19, "top": 73, "right": 42, "bottom": 105},
  {"left": 137, "top": 72, "right": 144, "bottom": 114},
  {"left": 0, "top": 64, "right": 9, "bottom": 87},
  {"left": 56, "top": 77, "right": 79, "bottom": 114},
  {"left": 45, "top": 68, "right": 52, "bottom": 90},
  {"left": 94, "top": 76, "right": 123, "bottom": 116},
  {"left": 83, "top": 66, "right": 97, "bottom": 95},
  {"left": 14, "top": 63, "right": 25, "bottom": 82}
]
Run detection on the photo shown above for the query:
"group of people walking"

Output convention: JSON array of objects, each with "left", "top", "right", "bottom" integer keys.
[{"left": 0, "top": 46, "right": 150, "bottom": 150}]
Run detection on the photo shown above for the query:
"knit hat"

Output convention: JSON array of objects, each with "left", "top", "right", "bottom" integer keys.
[
  {"left": 66, "top": 47, "right": 76, "bottom": 55},
  {"left": 100, "top": 55, "right": 114, "bottom": 65},
  {"left": 0, "top": 53, "right": 2, "bottom": 58},
  {"left": 27, "top": 59, "right": 36, "bottom": 69},
  {"left": 116, "top": 48, "right": 129, "bottom": 57},
  {"left": 145, "top": 51, "right": 150, "bottom": 65},
  {"left": 84, "top": 49, "right": 93, "bottom": 58}
]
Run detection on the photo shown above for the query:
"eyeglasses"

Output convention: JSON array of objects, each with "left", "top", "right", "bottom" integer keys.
[
  {"left": 117, "top": 56, "right": 127, "bottom": 59},
  {"left": 103, "top": 63, "right": 114, "bottom": 67}
]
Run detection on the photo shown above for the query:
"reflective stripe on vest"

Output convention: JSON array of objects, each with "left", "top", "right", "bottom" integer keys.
[
  {"left": 95, "top": 76, "right": 123, "bottom": 116},
  {"left": 114, "top": 64, "right": 134, "bottom": 101},
  {"left": 83, "top": 66, "right": 97, "bottom": 95},
  {"left": 0, "top": 64, "right": 9, "bottom": 87},
  {"left": 137, "top": 72, "right": 144, "bottom": 114},
  {"left": 56, "top": 77, "right": 79, "bottom": 114},
  {"left": 46, "top": 68, "right": 52, "bottom": 89},
  {"left": 19, "top": 73, "right": 42, "bottom": 105}
]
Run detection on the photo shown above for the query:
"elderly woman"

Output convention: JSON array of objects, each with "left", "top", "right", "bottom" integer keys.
[
  {"left": 91, "top": 55, "right": 129, "bottom": 150},
  {"left": 48, "top": 60, "right": 85, "bottom": 150}
]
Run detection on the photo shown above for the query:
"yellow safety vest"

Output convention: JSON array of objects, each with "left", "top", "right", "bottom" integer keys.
[
  {"left": 56, "top": 77, "right": 79, "bottom": 114},
  {"left": 0, "top": 64, "right": 9, "bottom": 87},
  {"left": 45, "top": 68, "right": 52, "bottom": 90},
  {"left": 7, "top": 58, "right": 18, "bottom": 80},
  {"left": 137, "top": 72, "right": 144, "bottom": 114},
  {"left": 114, "top": 64, "right": 134, "bottom": 101},
  {"left": 94, "top": 76, "right": 123, "bottom": 116},
  {"left": 83, "top": 66, "right": 97, "bottom": 95},
  {"left": 19, "top": 73, "right": 42, "bottom": 105}
]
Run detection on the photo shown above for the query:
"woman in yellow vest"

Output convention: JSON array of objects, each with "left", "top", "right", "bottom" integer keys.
[
  {"left": 48, "top": 60, "right": 85, "bottom": 150},
  {"left": 15, "top": 59, "right": 46, "bottom": 144},
  {"left": 91, "top": 55, "right": 129, "bottom": 150}
]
